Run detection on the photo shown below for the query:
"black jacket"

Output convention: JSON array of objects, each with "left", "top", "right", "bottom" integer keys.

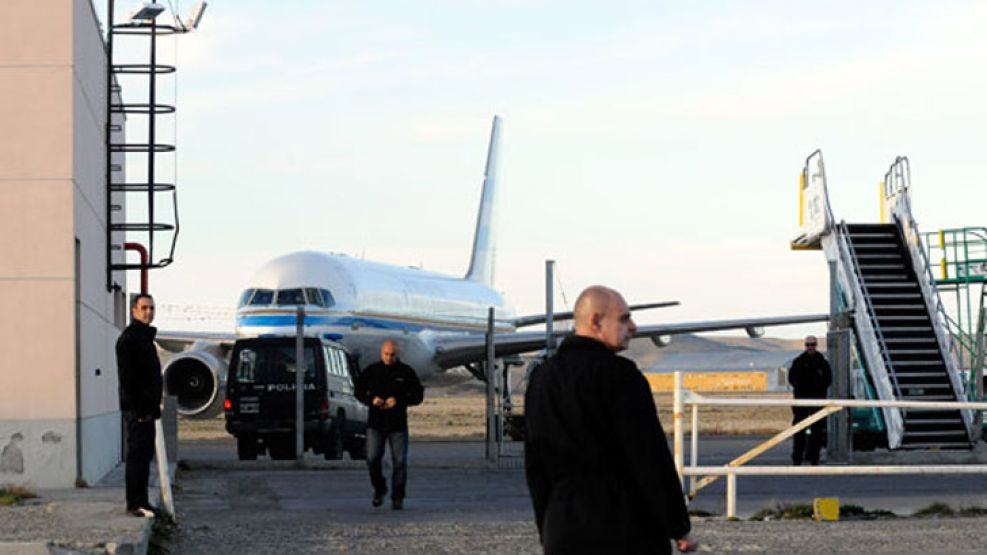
[
  {"left": 116, "top": 320, "right": 163, "bottom": 420},
  {"left": 788, "top": 351, "right": 832, "bottom": 399},
  {"left": 524, "top": 335, "right": 690, "bottom": 554},
  {"left": 354, "top": 360, "right": 424, "bottom": 432}
]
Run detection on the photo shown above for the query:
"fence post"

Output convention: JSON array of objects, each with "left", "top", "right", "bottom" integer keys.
[
  {"left": 726, "top": 472, "right": 737, "bottom": 519},
  {"left": 295, "top": 307, "right": 306, "bottom": 467},
  {"left": 690, "top": 404, "right": 698, "bottom": 497},
  {"left": 673, "top": 371, "right": 684, "bottom": 484},
  {"left": 485, "top": 307, "right": 496, "bottom": 463},
  {"left": 827, "top": 329, "right": 852, "bottom": 462}
]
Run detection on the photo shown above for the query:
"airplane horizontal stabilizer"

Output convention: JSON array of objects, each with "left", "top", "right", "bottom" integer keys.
[
  {"left": 513, "top": 300, "right": 680, "bottom": 328},
  {"left": 432, "top": 312, "right": 829, "bottom": 370}
]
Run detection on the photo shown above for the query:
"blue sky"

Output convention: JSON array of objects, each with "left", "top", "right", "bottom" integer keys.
[{"left": 102, "top": 1, "right": 987, "bottom": 336}]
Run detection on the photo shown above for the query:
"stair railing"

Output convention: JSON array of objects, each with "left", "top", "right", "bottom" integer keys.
[
  {"left": 884, "top": 157, "right": 975, "bottom": 439},
  {"left": 827, "top": 222, "right": 905, "bottom": 448}
]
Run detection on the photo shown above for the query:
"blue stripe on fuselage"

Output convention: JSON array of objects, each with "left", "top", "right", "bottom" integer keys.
[{"left": 236, "top": 314, "right": 487, "bottom": 333}]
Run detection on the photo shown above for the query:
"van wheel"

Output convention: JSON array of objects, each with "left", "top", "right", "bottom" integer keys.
[
  {"left": 237, "top": 436, "right": 258, "bottom": 461},
  {"left": 347, "top": 435, "right": 367, "bottom": 460},
  {"left": 323, "top": 416, "right": 345, "bottom": 460}
]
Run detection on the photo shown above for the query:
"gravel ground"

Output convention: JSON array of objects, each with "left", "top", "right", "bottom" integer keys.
[
  {"left": 165, "top": 442, "right": 987, "bottom": 555},
  {"left": 170, "top": 508, "right": 987, "bottom": 554}
]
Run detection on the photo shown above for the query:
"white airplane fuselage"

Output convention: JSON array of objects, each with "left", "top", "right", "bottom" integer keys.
[{"left": 235, "top": 251, "right": 516, "bottom": 376}]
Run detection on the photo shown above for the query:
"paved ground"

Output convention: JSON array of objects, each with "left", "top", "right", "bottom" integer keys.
[
  {"left": 0, "top": 463, "right": 155, "bottom": 555},
  {"left": 5, "top": 436, "right": 987, "bottom": 554},
  {"left": 168, "top": 438, "right": 987, "bottom": 554}
]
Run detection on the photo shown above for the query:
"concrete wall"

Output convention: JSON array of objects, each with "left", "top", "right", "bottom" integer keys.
[{"left": 0, "top": 0, "right": 126, "bottom": 488}]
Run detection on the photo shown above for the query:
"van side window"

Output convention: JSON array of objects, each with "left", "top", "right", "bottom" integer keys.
[
  {"left": 236, "top": 348, "right": 262, "bottom": 383},
  {"left": 333, "top": 349, "right": 353, "bottom": 385},
  {"left": 323, "top": 346, "right": 339, "bottom": 376},
  {"left": 327, "top": 349, "right": 338, "bottom": 376}
]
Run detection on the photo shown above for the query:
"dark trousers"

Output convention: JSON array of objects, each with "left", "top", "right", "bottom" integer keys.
[
  {"left": 791, "top": 406, "right": 826, "bottom": 465},
  {"left": 124, "top": 414, "right": 156, "bottom": 510},
  {"left": 366, "top": 428, "right": 409, "bottom": 500}
]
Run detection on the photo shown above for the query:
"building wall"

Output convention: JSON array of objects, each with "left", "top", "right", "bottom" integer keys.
[{"left": 0, "top": 0, "right": 125, "bottom": 488}]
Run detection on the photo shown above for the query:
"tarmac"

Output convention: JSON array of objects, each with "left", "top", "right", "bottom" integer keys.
[
  {"left": 0, "top": 462, "right": 161, "bottom": 555},
  {"left": 5, "top": 437, "right": 987, "bottom": 554}
]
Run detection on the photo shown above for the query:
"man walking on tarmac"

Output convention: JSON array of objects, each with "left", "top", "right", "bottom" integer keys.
[
  {"left": 524, "top": 285, "right": 698, "bottom": 554},
  {"left": 355, "top": 339, "right": 424, "bottom": 510},
  {"left": 116, "top": 294, "right": 163, "bottom": 518},
  {"left": 789, "top": 334, "right": 832, "bottom": 465}
]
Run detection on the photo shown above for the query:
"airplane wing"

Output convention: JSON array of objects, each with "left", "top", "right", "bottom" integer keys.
[
  {"left": 433, "top": 312, "right": 829, "bottom": 369},
  {"left": 155, "top": 330, "right": 237, "bottom": 353},
  {"left": 512, "top": 301, "right": 680, "bottom": 328}
]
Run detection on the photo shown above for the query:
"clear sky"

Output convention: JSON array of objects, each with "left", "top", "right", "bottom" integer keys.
[{"left": 101, "top": 1, "right": 987, "bottom": 337}]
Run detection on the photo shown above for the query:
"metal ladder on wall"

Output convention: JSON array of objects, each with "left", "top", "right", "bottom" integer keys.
[{"left": 105, "top": 3, "right": 181, "bottom": 291}]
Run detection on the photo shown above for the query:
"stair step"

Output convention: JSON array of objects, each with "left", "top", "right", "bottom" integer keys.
[
  {"left": 898, "top": 394, "right": 956, "bottom": 400},
  {"left": 881, "top": 326, "right": 935, "bottom": 332},
  {"left": 873, "top": 305, "right": 928, "bottom": 310},
  {"left": 861, "top": 274, "right": 910, "bottom": 281},
  {"left": 866, "top": 288, "right": 921, "bottom": 295},
  {"left": 903, "top": 418, "right": 963, "bottom": 426},
  {"left": 859, "top": 264, "right": 908, "bottom": 271},
  {"left": 883, "top": 337, "right": 937, "bottom": 344},
  {"left": 868, "top": 294, "right": 923, "bottom": 300},
  {"left": 848, "top": 232, "right": 897, "bottom": 239},
  {"left": 876, "top": 316, "right": 930, "bottom": 321},
  {"left": 892, "top": 360, "right": 945, "bottom": 367},
  {"left": 894, "top": 372, "right": 947, "bottom": 379},
  {"left": 899, "top": 442, "right": 971, "bottom": 450},
  {"left": 857, "top": 254, "right": 904, "bottom": 260},
  {"left": 903, "top": 429, "right": 968, "bottom": 438},
  {"left": 853, "top": 243, "right": 899, "bottom": 250}
]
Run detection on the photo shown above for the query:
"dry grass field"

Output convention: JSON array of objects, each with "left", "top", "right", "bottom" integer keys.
[{"left": 179, "top": 391, "right": 794, "bottom": 441}]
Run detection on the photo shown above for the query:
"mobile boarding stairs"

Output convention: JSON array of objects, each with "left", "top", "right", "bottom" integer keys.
[{"left": 792, "top": 151, "right": 975, "bottom": 450}]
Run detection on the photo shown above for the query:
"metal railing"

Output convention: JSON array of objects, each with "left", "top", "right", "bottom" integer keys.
[
  {"left": 670, "top": 372, "right": 987, "bottom": 518},
  {"left": 884, "top": 157, "right": 973, "bottom": 437}
]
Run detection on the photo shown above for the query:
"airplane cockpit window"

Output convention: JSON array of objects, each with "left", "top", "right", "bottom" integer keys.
[
  {"left": 305, "top": 288, "right": 324, "bottom": 307},
  {"left": 276, "top": 288, "right": 306, "bottom": 305},
  {"left": 238, "top": 289, "right": 256, "bottom": 307},
  {"left": 249, "top": 289, "right": 274, "bottom": 305},
  {"left": 320, "top": 289, "right": 336, "bottom": 308}
]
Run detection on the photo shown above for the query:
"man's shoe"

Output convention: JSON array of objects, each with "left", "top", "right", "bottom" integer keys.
[
  {"left": 391, "top": 498, "right": 403, "bottom": 510},
  {"left": 128, "top": 507, "right": 155, "bottom": 518},
  {"left": 372, "top": 493, "right": 384, "bottom": 507}
]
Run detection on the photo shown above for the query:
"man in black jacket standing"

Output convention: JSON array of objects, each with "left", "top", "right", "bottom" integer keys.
[
  {"left": 355, "top": 339, "right": 424, "bottom": 510},
  {"left": 524, "top": 285, "right": 697, "bottom": 554},
  {"left": 788, "top": 335, "right": 832, "bottom": 465},
  {"left": 116, "top": 294, "right": 163, "bottom": 518}
]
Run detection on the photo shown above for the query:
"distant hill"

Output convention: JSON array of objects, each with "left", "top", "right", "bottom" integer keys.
[
  {"left": 425, "top": 334, "right": 820, "bottom": 395},
  {"left": 621, "top": 334, "right": 820, "bottom": 370}
]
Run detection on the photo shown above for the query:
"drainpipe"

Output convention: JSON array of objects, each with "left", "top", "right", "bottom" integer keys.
[{"left": 124, "top": 242, "right": 149, "bottom": 294}]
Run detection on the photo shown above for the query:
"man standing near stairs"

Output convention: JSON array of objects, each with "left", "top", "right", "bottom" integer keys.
[{"left": 789, "top": 335, "right": 832, "bottom": 465}]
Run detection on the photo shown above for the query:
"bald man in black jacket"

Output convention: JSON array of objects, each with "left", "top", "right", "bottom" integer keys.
[{"left": 524, "top": 285, "right": 697, "bottom": 554}]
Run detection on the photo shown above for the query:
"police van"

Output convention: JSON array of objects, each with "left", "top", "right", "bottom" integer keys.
[{"left": 224, "top": 336, "right": 368, "bottom": 461}]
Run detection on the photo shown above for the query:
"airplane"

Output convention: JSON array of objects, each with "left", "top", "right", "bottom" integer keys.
[{"left": 156, "top": 115, "right": 828, "bottom": 418}]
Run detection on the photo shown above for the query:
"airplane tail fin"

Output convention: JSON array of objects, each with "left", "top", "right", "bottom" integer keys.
[{"left": 464, "top": 115, "right": 502, "bottom": 286}]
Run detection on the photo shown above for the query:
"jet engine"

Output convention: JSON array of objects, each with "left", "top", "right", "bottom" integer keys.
[
  {"left": 745, "top": 326, "right": 766, "bottom": 339},
  {"left": 651, "top": 334, "right": 673, "bottom": 348},
  {"left": 162, "top": 342, "right": 227, "bottom": 418}
]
